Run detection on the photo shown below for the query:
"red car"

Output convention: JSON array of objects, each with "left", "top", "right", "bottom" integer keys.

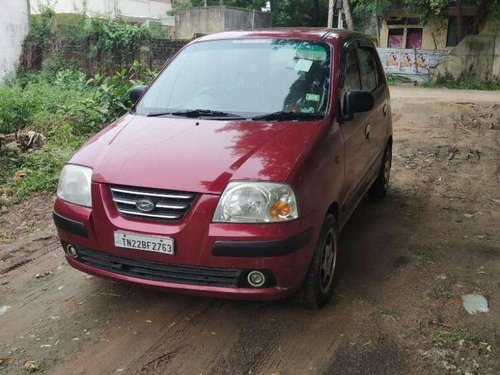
[{"left": 54, "top": 29, "right": 392, "bottom": 308}]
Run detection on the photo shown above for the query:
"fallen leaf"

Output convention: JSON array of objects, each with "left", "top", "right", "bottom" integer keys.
[
  {"left": 23, "top": 360, "right": 38, "bottom": 372},
  {"left": 145, "top": 320, "right": 152, "bottom": 323}
]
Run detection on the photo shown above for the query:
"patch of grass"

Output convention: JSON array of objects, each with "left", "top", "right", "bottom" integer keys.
[
  {"left": 10, "top": 147, "right": 75, "bottom": 200},
  {"left": 432, "top": 327, "right": 468, "bottom": 348},
  {"left": 424, "top": 284, "right": 452, "bottom": 300},
  {"left": 423, "top": 72, "right": 500, "bottom": 91},
  {"left": 378, "top": 307, "right": 402, "bottom": 321},
  {"left": 386, "top": 73, "right": 416, "bottom": 86},
  {"left": 420, "top": 317, "right": 491, "bottom": 354},
  {"left": 432, "top": 327, "right": 490, "bottom": 353}
]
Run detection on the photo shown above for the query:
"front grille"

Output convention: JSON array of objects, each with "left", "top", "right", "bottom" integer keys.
[
  {"left": 111, "top": 186, "right": 196, "bottom": 221},
  {"left": 77, "top": 248, "right": 243, "bottom": 287}
]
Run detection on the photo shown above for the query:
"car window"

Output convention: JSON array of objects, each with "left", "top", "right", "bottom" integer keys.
[
  {"left": 344, "top": 49, "right": 361, "bottom": 92},
  {"left": 340, "top": 48, "right": 361, "bottom": 114},
  {"left": 356, "top": 47, "right": 378, "bottom": 92}
]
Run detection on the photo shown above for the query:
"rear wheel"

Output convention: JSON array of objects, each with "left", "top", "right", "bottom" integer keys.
[
  {"left": 294, "top": 214, "right": 339, "bottom": 309},
  {"left": 369, "top": 142, "right": 392, "bottom": 199}
]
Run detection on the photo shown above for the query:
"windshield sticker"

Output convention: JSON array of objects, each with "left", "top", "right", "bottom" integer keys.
[
  {"left": 232, "top": 39, "right": 272, "bottom": 44},
  {"left": 299, "top": 107, "right": 315, "bottom": 113},
  {"left": 306, "top": 93, "right": 320, "bottom": 102},
  {"left": 295, "top": 59, "right": 313, "bottom": 72}
]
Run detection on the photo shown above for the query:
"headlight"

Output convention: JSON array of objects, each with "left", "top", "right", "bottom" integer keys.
[
  {"left": 213, "top": 182, "right": 298, "bottom": 223},
  {"left": 57, "top": 164, "right": 93, "bottom": 207}
]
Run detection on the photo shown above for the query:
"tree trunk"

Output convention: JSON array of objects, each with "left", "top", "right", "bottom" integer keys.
[
  {"left": 327, "top": 0, "right": 334, "bottom": 28},
  {"left": 343, "top": 0, "right": 355, "bottom": 31}
]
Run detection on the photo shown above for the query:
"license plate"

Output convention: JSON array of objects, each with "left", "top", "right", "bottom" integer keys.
[{"left": 114, "top": 232, "right": 174, "bottom": 255}]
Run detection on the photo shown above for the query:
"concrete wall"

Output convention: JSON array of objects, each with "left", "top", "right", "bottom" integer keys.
[
  {"left": 436, "top": 18, "right": 500, "bottom": 80},
  {"left": 437, "top": 34, "right": 500, "bottom": 80},
  {"left": 30, "top": 0, "right": 171, "bottom": 20},
  {"left": 0, "top": 0, "right": 30, "bottom": 82},
  {"left": 174, "top": 6, "right": 272, "bottom": 39}
]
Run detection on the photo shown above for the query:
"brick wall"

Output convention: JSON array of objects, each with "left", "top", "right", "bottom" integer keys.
[
  {"left": 20, "top": 37, "right": 190, "bottom": 75},
  {"left": 148, "top": 39, "right": 188, "bottom": 69}
]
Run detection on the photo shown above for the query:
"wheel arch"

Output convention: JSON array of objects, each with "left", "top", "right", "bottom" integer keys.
[{"left": 326, "top": 201, "right": 339, "bottom": 221}]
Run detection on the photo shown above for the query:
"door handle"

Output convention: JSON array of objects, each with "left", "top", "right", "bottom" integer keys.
[
  {"left": 383, "top": 103, "right": 388, "bottom": 117},
  {"left": 365, "top": 123, "right": 371, "bottom": 140}
]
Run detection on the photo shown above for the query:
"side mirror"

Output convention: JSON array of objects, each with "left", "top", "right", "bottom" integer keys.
[
  {"left": 129, "top": 85, "right": 147, "bottom": 105},
  {"left": 343, "top": 91, "right": 374, "bottom": 121}
]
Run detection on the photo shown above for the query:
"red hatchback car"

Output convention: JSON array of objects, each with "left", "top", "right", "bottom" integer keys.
[{"left": 54, "top": 29, "right": 392, "bottom": 308}]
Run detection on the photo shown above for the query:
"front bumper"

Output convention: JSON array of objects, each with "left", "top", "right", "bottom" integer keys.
[{"left": 53, "top": 182, "right": 321, "bottom": 300}]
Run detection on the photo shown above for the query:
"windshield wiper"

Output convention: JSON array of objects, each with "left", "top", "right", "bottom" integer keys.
[
  {"left": 146, "top": 109, "right": 242, "bottom": 118},
  {"left": 251, "top": 111, "right": 325, "bottom": 121},
  {"left": 171, "top": 109, "right": 242, "bottom": 118},
  {"left": 147, "top": 111, "right": 173, "bottom": 117}
]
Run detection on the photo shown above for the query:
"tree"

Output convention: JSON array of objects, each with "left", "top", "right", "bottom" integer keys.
[
  {"left": 343, "top": 0, "right": 355, "bottom": 30},
  {"left": 271, "top": 0, "right": 329, "bottom": 26},
  {"left": 174, "top": 0, "right": 500, "bottom": 29},
  {"left": 350, "top": 0, "right": 500, "bottom": 24}
]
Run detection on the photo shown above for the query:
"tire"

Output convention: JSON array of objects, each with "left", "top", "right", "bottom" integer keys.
[
  {"left": 294, "top": 214, "right": 339, "bottom": 309},
  {"left": 369, "top": 142, "right": 392, "bottom": 199}
]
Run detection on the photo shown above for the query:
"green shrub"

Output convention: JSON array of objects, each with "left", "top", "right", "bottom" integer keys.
[
  {"left": 0, "top": 84, "right": 34, "bottom": 134},
  {"left": 424, "top": 72, "right": 500, "bottom": 90},
  {"left": 0, "top": 69, "right": 90, "bottom": 135},
  {"left": 0, "top": 148, "right": 23, "bottom": 186},
  {"left": 11, "top": 146, "right": 75, "bottom": 200},
  {"left": 64, "top": 61, "right": 155, "bottom": 134},
  {"left": 0, "top": 61, "right": 155, "bottom": 202}
]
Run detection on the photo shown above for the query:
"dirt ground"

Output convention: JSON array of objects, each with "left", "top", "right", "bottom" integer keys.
[{"left": 0, "top": 87, "right": 499, "bottom": 375}]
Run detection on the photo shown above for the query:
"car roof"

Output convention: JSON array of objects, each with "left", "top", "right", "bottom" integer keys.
[{"left": 195, "top": 28, "right": 368, "bottom": 44}]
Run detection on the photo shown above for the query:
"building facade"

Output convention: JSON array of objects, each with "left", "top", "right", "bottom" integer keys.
[
  {"left": 375, "top": 2, "right": 499, "bottom": 81},
  {"left": 30, "top": 0, "right": 173, "bottom": 22}
]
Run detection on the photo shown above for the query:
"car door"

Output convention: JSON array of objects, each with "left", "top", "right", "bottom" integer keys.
[
  {"left": 356, "top": 45, "right": 388, "bottom": 177},
  {"left": 338, "top": 43, "right": 374, "bottom": 217}
]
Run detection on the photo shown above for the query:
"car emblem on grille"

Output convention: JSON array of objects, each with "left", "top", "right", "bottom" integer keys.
[{"left": 136, "top": 199, "right": 155, "bottom": 212}]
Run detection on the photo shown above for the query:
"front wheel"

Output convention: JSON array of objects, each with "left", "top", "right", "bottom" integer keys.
[{"left": 294, "top": 214, "right": 339, "bottom": 309}]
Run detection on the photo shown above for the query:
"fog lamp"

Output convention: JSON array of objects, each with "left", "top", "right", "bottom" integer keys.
[{"left": 247, "top": 271, "right": 266, "bottom": 287}]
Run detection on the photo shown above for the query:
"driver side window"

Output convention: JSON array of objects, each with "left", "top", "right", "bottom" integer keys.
[
  {"left": 344, "top": 49, "right": 361, "bottom": 92},
  {"left": 341, "top": 48, "right": 361, "bottom": 114}
]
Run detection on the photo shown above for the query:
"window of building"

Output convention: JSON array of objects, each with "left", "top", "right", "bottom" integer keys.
[
  {"left": 386, "top": 17, "right": 423, "bottom": 49},
  {"left": 406, "top": 28, "right": 423, "bottom": 49},
  {"left": 388, "top": 28, "right": 404, "bottom": 48}
]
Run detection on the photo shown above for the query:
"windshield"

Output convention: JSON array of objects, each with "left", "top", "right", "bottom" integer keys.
[{"left": 136, "top": 39, "right": 331, "bottom": 119}]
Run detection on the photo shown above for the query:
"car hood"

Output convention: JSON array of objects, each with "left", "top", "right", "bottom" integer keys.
[{"left": 70, "top": 114, "right": 322, "bottom": 194}]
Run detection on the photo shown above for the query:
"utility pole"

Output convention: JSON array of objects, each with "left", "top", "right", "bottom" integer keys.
[{"left": 327, "top": 0, "right": 334, "bottom": 28}]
